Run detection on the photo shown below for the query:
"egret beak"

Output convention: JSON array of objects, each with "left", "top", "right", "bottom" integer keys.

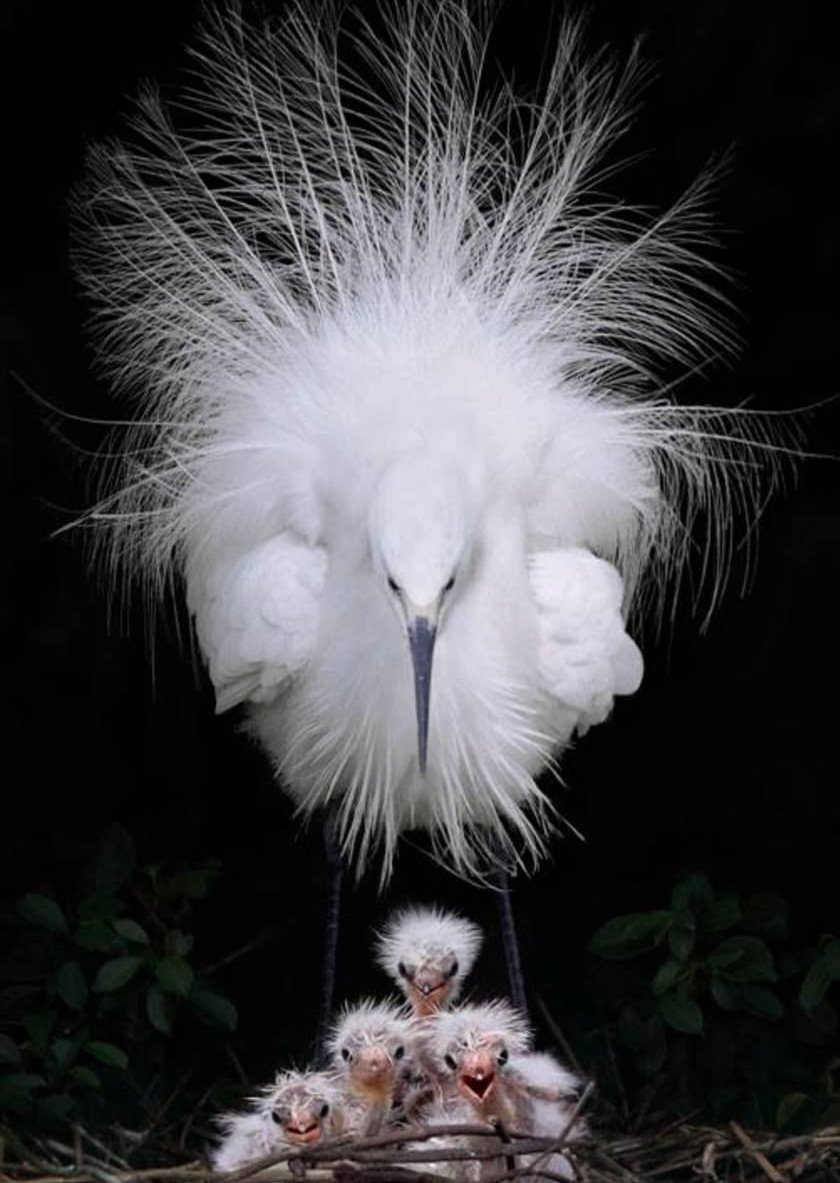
[{"left": 407, "top": 613, "right": 437, "bottom": 774}]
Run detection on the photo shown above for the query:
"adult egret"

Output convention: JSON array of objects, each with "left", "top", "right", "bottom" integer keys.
[{"left": 72, "top": 1, "right": 794, "bottom": 1035}]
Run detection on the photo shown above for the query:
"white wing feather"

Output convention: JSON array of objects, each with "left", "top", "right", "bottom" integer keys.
[
  {"left": 529, "top": 548, "right": 644, "bottom": 732},
  {"left": 189, "top": 533, "right": 327, "bottom": 713}
]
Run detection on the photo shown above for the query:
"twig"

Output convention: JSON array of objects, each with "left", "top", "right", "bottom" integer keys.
[
  {"left": 729, "top": 1122, "right": 785, "bottom": 1183},
  {"left": 202, "top": 931, "right": 272, "bottom": 978},
  {"left": 490, "top": 1116, "right": 517, "bottom": 1176},
  {"left": 73, "top": 1125, "right": 132, "bottom": 1171}
]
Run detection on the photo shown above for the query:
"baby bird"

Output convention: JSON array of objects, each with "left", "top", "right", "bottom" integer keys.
[
  {"left": 427, "top": 1003, "right": 584, "bottom": 1181},
  {"left": 375, "top": 906, "right": 483, "bottom": 1017},
  {"left": 327, "top": 999, "right": 418, "bottom": 1134},
  {"left": 507, "top": 1051, "right": 587, "bottom": 1180},
  {"left": 428, "top": 1001, "right": 532, "bottom": 1129},
  {"left": 211, "top": 1069, "right": 344, "bottom": 1171}
]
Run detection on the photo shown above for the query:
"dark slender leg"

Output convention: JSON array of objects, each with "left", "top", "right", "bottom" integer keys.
[
  {"left": 313, "top": 807, "right": 343, "bottom": 1065},
  {"left": 492, "top": 865, "right": 528, "bottom": 1019}
]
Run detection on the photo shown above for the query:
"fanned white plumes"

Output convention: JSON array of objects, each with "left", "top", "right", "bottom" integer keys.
[{"left": 73, "top": 1, "right": 801, "bottom": 881}]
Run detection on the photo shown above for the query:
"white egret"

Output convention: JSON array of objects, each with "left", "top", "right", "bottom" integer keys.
[
  {"left": 72, "top": 1, "right": 795, "bottom": 1038},
  {"left": 426, "top": 1002, "right": 586, "bottom": 1180},
  {"left": 375, "top": 906, "right": 483, "bottom": 1016},
  {"left": 211, "top": 1069, "right": 345, "bottom": 1170},
  {"left": 326, "top": 999, "right": 419, "bottom": 1133}
]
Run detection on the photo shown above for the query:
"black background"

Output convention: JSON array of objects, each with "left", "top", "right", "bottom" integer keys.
[{"left": 2, "top": 0, "right": 838, "bottom": 1078}]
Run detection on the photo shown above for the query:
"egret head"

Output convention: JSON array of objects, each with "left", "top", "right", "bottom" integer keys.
[{"left": 369, "top": 454, "right": 472, "bottom": 773}]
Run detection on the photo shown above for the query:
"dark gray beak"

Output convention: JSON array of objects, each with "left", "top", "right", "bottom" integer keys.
[{"left": 408, "top": 616, "right": 437, "bottom": 774}]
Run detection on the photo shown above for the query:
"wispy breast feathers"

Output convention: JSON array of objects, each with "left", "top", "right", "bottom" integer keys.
[{"left": 73, "top": 0, "right": 799, "bottom": 631}]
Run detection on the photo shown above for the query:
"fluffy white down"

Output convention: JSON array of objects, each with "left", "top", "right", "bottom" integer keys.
[
  {"left": 327, "top": 998, "right": 414, "bottom": 1062},
  {"left": 428, "top": 1001, "right": 533, "bottom": 1060},
  {"left": 211, "top": 1112, "right": 274, "bottom": 1173},
  {"left": 374, "top": 906, "right": 483, "bottom": 995},
  {"left": 211, "top": 1069, "right": 344, "bottom": 1170},
  {"left": 74, "top": 0, "right": 798, "bottom": 881}
]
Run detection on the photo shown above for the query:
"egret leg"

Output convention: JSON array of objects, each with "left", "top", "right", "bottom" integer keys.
[
  {"left": 313, "top": 807, "right": 343, "bottom": 1064},
  {"left": 492, "top": 865, "right": 528, "bottom": 1019}
]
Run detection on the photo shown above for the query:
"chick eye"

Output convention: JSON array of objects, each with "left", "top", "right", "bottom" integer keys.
[
  {"left": 446, "top": 960, "right": 459, "bottom": 979},
  {"left": 340, "top": 1047, "right": 352, "bottom": 1062},
  {"left": 397, "top": 961, "right": 408, "bottom": 979},
  {"left": 271, "top": 1110, "right": 283, "bottom": 1124},
  {"left": 394, "top": 1045, "right": 405, "bottom": 1060},
  {"left": 320, "top": 1102, "right": 330, "bottom": 1117},
  {"left": 443, "top": 575, "right": 456, "bottom": 593},
  {"left": 444, "top": 1053, "right": 457, "bottom": 1070},
  {"left": 387, "top": 575, "right": 400, "bottom": 592},
  {"left": 496, "top": 1047, "right": 509, "bottom": 1066}
]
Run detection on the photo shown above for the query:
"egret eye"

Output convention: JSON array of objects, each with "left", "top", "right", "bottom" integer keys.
[
  {"left": 446, "top": 959, "right": 459, "bottom": 979},
  {"left": 397, "top": 961, "right": 408, "bottom": 978},
  {"left": 320, "top": 1102, "right": 330, "bottom": 1117},
  {"left": 387, "top": 575, "right": 400, "bottom": 592},
  {"left": 340, "top": 1047, "right": 352, "bottom": 1062},
  {"left": 444, "top": 1053, "right": 457, "bottom": 1070},
  {"left": 496, "top": 1047, "right": 509, "bottom": 1066},
  {"left": 394, "top": 1045, "right": 405, "bottom": 1060},
  {"left": 443, "top": 574, "right": 455, "bottom": 593}
]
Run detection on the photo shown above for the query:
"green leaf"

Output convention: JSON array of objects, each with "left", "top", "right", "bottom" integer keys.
[
  {"left": 95, "top": 824, "right": 136, "bottom": 894},
  {"left": 146, "top": 984, "right": 175, "bottom": 1035},
  {"left": 652, "top": 959, "right": 687, "bottom": 996},
  {"left": 165, "top": 930, "right": 194, "bottom": 957},
  {"left": 23, "top": 1010, "right": 57, "bottom": 1052},
  {"left": 84, "top": 1041, "right": 128, "bottom": 1070},
  {"left": 0, "top": 1072, "right": 45, "bottom": 1112},
  {"left": 707, "top": 936, "right": 776, "bottom": 982},
  {"left": 17, "top": 894, "right": 68, "bottom": 935},
  {"left": 800, "top": 958, "right": 833, "bottom": 1013},
  {"left": 658, "top": 992, "right": 704, "bottom": 1035},
  {"left": 155, "top": 956, "right": 194, "bottom": 998},
  {"left": 823, "top": 938, "right": 840, "bottom": 979},
  {"left": 55, "top": 961, "right": 88, "bottom": 1011},
  {"left": 74, "top": 920, "right": 122, "bottom": 953},
  {"left": 78, "top": 894, "right": 123, "bottom": 922},
  {"left": 92, "top": 956, "right": 144, "bottom": 993},
  {"left": 0, "top": 1034, "right": 22, "bottom": 1064},
  {"left": 668, "top": 910, "right": 696, "bottom": 962},
  {"left": 740, "top": 984, "right": 783, "bottom": 1020},
  {"left": 49, "top": 1038, "right": 78, "bottom": 1073},
  {"left": 69, "top": 1065, "right": 101, "bottom": 1090},
  {"left": 776, "top": 1092, "right": 810, "bottom": 1129},
  {"left": 670, "top": 873, "right": 714, "bottom": 914},
  {"left": 742, "top": 893, "right": 790, "bottom": 940},
  {"left": 701, "top": 894, "right": 742, "bottom": 934},
  {"left": 589, "top": 911, "right": 672, "bottom": 960},
  {"left": 113, "top": 919, "right": 150, "bottom": 945},
  {"left": 710, "top": 974, "right": 739, "bottom": 1011},
  {"left": 617, "top": 1006, "right": 667, "bottom": 1075},
  {"left": 189, "top": 987, "right": 238, "bottom": 1031}
]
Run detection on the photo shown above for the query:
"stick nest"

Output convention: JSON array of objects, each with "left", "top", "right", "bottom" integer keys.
[{"left": 3, "top": 1112, "right": 840, "bottom": 1183}]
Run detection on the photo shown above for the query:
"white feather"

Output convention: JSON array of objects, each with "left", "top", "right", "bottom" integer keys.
[
  {"left": 73, "top": 0, "right": 800, "bottom": 881},
  {"left": 374, "top": 905, "right": 483, "bottom": 1001}
]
